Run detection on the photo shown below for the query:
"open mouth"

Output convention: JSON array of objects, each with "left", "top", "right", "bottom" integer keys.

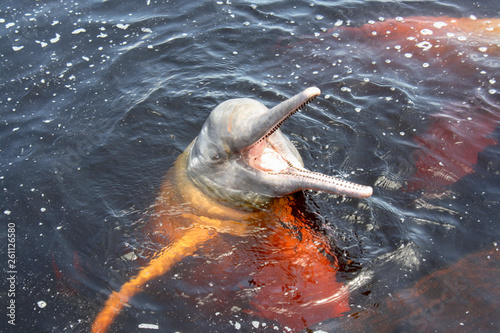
[
  {"left": 242, "top": 87, "right": 373, "bottom": 199},
  {"left": 245, "top": 138, "right": 297, "bottom": 173}
]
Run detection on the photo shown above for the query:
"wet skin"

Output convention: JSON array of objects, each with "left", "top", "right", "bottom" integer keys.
[{"left": 91, "top": 87, "right": 372, "bottom": 332}]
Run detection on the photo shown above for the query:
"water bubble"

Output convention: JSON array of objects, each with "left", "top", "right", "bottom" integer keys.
[
  {"left": 50, "top": 33, "right": 60, "bottom": 43},
  {"left": 116, "top": 23, "right": 130, "bottom": 30},
  {"left": 36, "top": 40, "right": 48, "bottom": 48},
  {"left": 138, "top": 323, "right": 159, "bottom": 329},
  {"left": 416, "top": 41, "right": 432, "bottom": 51},
  {"left": 433, "top": 22, "right": 448, "bottom": 29},
  {"left": 72, "top": 28, "right": 86, "bottom": 34}
]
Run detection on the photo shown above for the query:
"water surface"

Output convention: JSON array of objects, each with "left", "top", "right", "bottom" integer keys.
[{"left": 1, "top": 0, "right": 499, "bottom": 332}]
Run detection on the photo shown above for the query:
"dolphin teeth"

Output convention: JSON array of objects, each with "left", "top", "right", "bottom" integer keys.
[
  {"left": 251, "top": 91, "right": 319, "bottom": 147},
  {"left": 271, "top": 166, "right": 373, "bottom": 198}
]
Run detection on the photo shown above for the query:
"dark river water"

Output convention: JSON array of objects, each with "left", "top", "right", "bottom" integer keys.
[{"left": 1, "top": 1, "right": 499, "bottom": 332}]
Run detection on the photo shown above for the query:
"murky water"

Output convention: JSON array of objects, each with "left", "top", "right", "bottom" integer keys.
[{"left": 1, "top": 1, "right": 499, "bottom": 332}]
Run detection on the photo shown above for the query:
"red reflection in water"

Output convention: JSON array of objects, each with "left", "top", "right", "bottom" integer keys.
[
  {"left": 339, "top": 16, "right": 500, "bottom": 59},
  {"left": 409, "top": 104, "right": 498, "bottom": 191},
  {"left": 341, "top": 246, "right": 500, "bottom": 331},
  {"left": 249, "top": 197, "right": 350, "bottom": 331},
  {"left": 278, "top": 16, "right": 500, "bottom": 192}
]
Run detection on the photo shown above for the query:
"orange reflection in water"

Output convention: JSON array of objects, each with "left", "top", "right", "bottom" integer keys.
[{"left": 249, "top": 196, "right": 350, "bottom": 331}]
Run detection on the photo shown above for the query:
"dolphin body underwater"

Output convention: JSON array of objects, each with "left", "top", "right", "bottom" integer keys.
[
  {"left": 276, "top": 17, "right": 500, "bottom": 193},
  {"left": 91, "top": 87, "right": 373, "bottom": 332}
]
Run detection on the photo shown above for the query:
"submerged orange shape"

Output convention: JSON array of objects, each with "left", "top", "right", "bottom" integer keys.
[{"left": 249, "top": 197, "right": 350, "bottom": 331}]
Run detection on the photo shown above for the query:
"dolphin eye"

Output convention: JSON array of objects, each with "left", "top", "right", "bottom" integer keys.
[{"left": 204, "top": 147, "right": 220, "bottom": 162}]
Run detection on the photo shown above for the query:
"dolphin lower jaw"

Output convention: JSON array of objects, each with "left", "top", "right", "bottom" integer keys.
[
  {"left": 269, "top": 167, "right": 373, "bottom": 199},
  {"left": 241, "top": 133, "right": 373, "bottom": 199}
]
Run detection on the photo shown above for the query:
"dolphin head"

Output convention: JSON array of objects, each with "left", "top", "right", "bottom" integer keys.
[{"left": 187, "top": 87, "right": 373, "bottom": 208}]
